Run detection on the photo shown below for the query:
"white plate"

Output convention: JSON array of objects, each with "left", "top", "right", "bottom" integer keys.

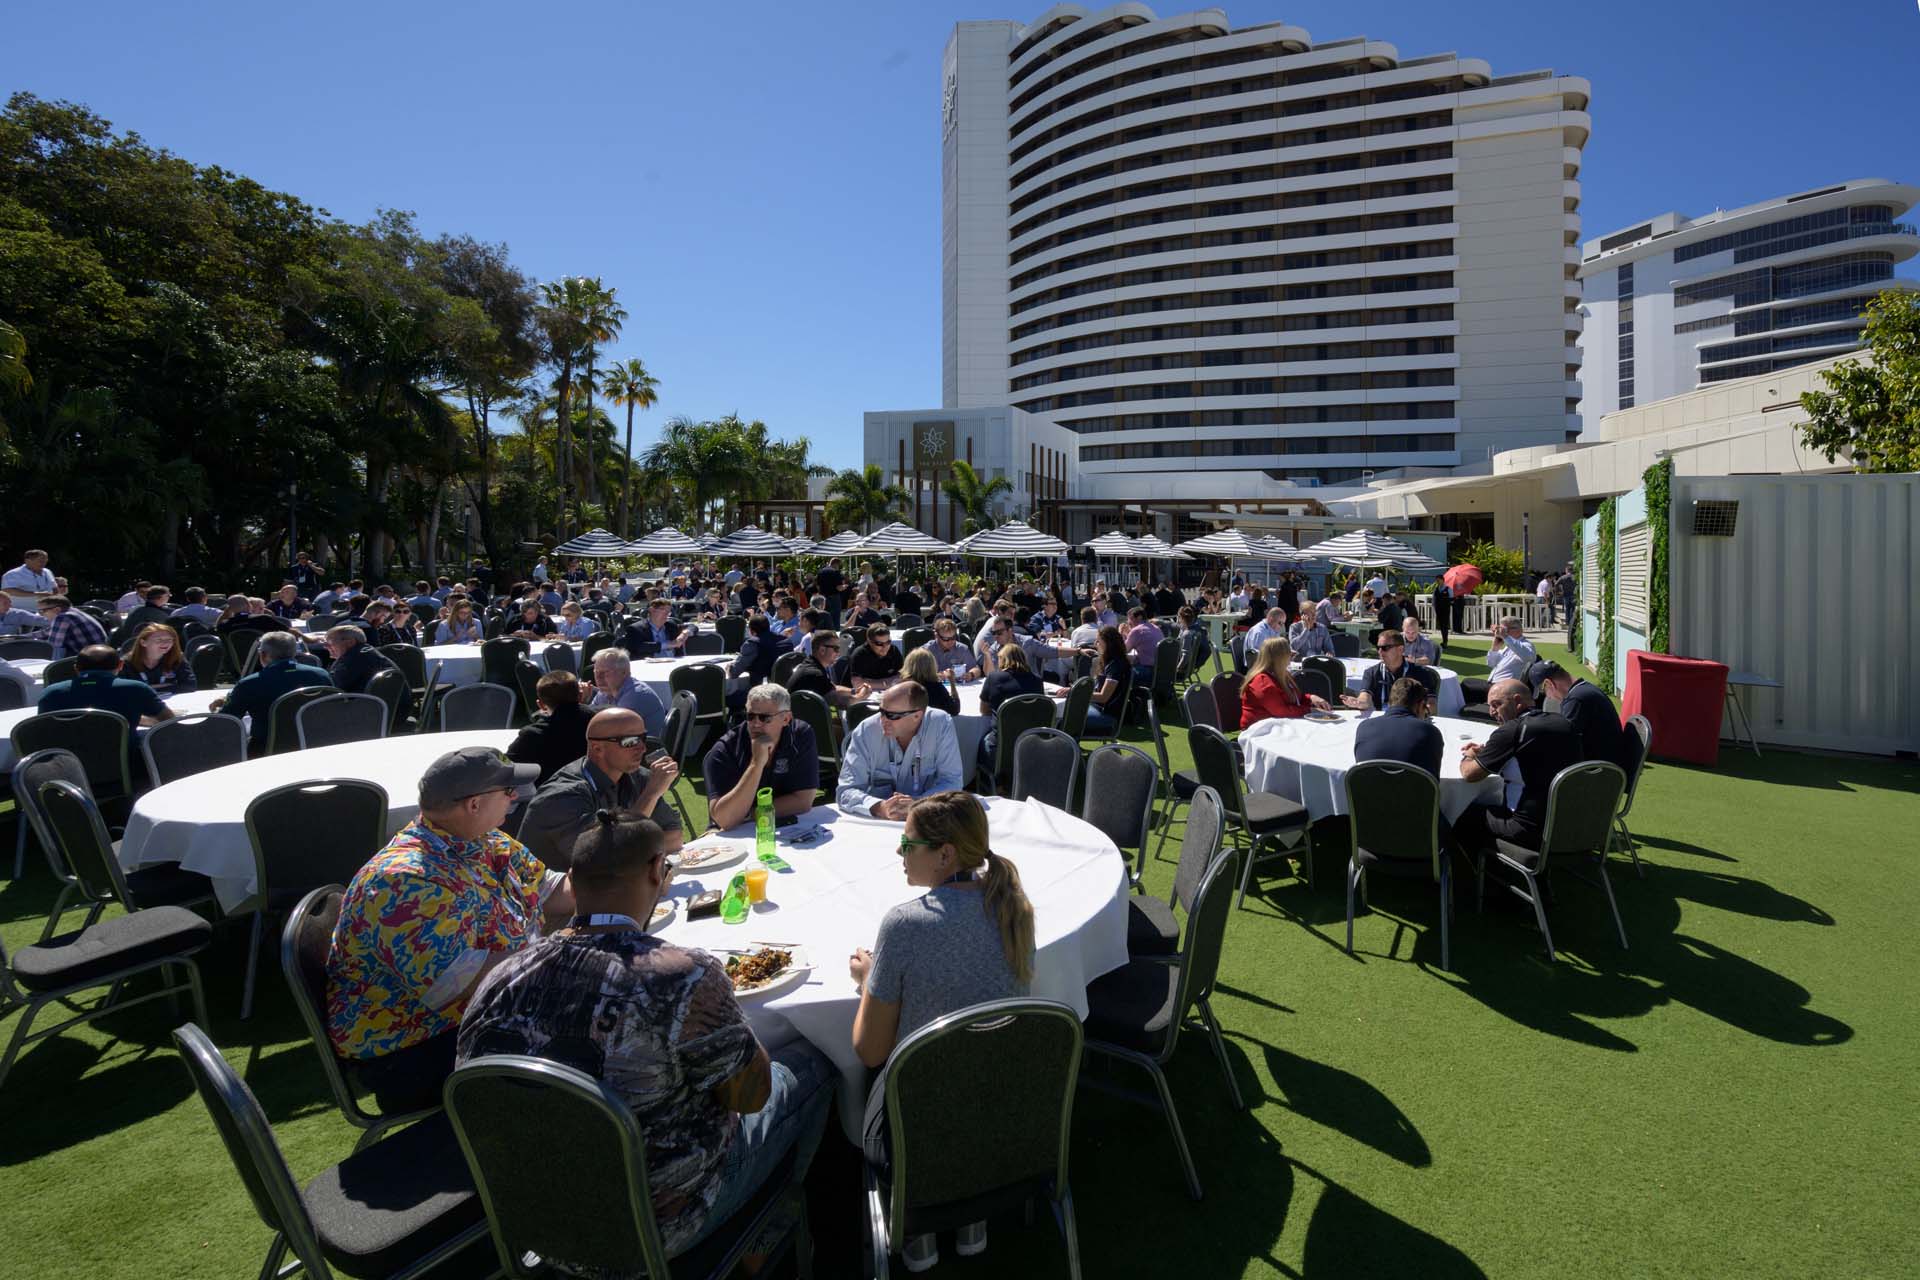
[
  {"left": 671, "top": 837, "right": 749, "bottom": 874},
  {"left": 717, "top": 945, "right": 812, "bottom": 1001},
  {"left": 648, "top": 899, "right": 677, "bottom": 933}
]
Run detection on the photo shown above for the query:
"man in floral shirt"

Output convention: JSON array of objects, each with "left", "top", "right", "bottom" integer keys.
[{"left": 325, "top": 746, "right": 574, "bottom": 1110}]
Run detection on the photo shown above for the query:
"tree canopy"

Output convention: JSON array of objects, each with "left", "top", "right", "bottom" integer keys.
[{"left": 1797, "top": 289, "right": 1920, "bottom": 474}]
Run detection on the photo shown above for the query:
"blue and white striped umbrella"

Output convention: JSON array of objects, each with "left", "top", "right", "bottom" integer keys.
[
  {"left": 1299, "top": 529, "right": 1432, "bottom": 568},
  {"left": 958, "top": 520, "right": 1068, "bottom": 558},
  {"left": 706, "top": 526, "right": 794, "bottom": 558},
  {"left": 553, "top": 529, "right": 630, "bottom": 557},
  {"left": 852, "top": 522, "right": 956, "bottom": 555},
  {"left": 811, "top": 530, "right": 866, "bottom": 556},
  {"left": 626, "top": 527, "right": 704, "bottom": 556}
]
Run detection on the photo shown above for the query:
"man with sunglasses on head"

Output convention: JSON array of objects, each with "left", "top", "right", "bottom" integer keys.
[
  {"left": 837, "top": 682, "right": 963, "bottom": 821},
  {"left": 325, "top": 745, "right": 574, "bottom": 1113},
  {"left": 519, "top": 707, "right": 684, "bottom": 870},
  {"left": 846, "top": 621, "right": 904, "bottom": 695},
  {"left": 704, "top": 683, "right": 820, "bottom": 830}
]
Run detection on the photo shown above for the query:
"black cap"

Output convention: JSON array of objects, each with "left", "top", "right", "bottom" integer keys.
[{"left": 418, "top": 745, "right": 539, "bottom": 808}]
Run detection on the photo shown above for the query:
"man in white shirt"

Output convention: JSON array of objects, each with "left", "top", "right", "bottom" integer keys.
[
  {"left": 115, "top": 581, "right": 152, "bottom": 613},
  {"left": 2, "top": 550, "right": 58, "bottom": 607},
  {"left": 531, "top": 557, "right": 550, "bottom": 583},
  {"left": 1487, "top": 619, "right": 1538, "bottom": 684},
  {"left": 1364, "top": 573, "right": 1388, "bottom": 600},
  {"left": 1226, "top": 583, "right": 1250, "bottom": 612},
  {"left": 1536, "top": 573, "right": 1557, "bottom": 624},
  {"left": 835, "top": 682, "right": 964, "bottom": 820},
  {"left": 1243, "top": 606, "right": 1287, "bottom": 658},
  {"left": 1068, "top": 607, "right": 1101, "bottom": 651}
]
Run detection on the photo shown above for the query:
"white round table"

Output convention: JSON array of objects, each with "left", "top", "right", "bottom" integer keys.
[
  {"left": 0, "top": 687, "right": 229, "bottom": 773},
  {"left": 421, "top": 642, "right": 592, "bottom": 687},
  {"left": 117, "top": 729, "right": 515, "bottom": 912},
  {"left": 13, "top": 658, "right": 50, "bottom": 705},
  {"left": 655, "top": 797, "right": 1129, "bottom": 1142},
  {"left": 628, "top": 652, "right": 737, "bottom": 705},
  {"left": 1239, "top": 710, "right": 1508, "bottom": 824},
  {"left": 1297, "top": 657, "right": 1464, "bottom": 717}
]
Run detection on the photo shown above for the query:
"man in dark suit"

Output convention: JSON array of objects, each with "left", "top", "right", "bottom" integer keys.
[
  {"left": 727, "top": 613, "right": 792, "bottom": 713},
  {"left": 620, "top": 597, "right": 685, "bottom": 658},
  {"left": 323, "top": 625, "right": 397, "bottom": 695},
  {"left": 1343, "top": 632, "right": 1440, "bottom": 712},
  {"left": 1354, "top": 677, "right": 1443, "bottom": 778},
  {"left": 1532, "top": 661, "right": 1628, "bottom": 771},
  {"left": 1431, "top": 577, "right": 1452, "bottom": 646},
  {"left": 507, "top": 670, "right": 595, "bottom": 784}
]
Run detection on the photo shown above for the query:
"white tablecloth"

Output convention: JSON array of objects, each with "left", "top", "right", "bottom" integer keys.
[
  {"left": 0, "top": 687, "right": 229, "bottom": 773},
  {"left": 629, "top": 653, "right": 736, "bottom": 705},
  {"left": 657, "top": 797, "right": 1129, "bottom": 1141},
  {"left": 423, "top": 641, "right": 604, "bottom": 687},
  {"left": 1240, "top": 710, "right": 1506, "bottom": 823},
  {"left": 1299, "top": 657, "right": 1464, "bottom": 717},
  {"left": 117, "top": 730, "right": 516, "bottom": 912},
  {"left": 13, "top": 658, "right": 50, "bottom": 705}
]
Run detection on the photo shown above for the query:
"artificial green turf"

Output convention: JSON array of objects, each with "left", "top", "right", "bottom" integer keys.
[{"left": 2, "top": 638, "right": 1915, "bottom": 1278}]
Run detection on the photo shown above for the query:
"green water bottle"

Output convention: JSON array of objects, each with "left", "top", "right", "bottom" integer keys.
[
  {"left": 755, "top": 786, "right": 775, "bottom": 859},
  {"left": 721, "top": 873, "right": 750, "bottom": 925}
]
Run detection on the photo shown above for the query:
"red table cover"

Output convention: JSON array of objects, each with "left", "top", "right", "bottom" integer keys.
[{"left": 1621, "top": 650, "right": 1728, "bottom": 766}]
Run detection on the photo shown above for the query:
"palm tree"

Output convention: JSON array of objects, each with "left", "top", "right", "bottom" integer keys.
[
  {"left": 600, "top": 356, "right": 659, "bottom": 535},
  {"left": 942, "top": 458, "right": 1013, "bottom": 535},
  {"left": 643, "top": 416, "right": 753, "bottom": 532},
  {"left": 825, "top": 464, "right": 909, "bottom": 534},
  {"left": 535, "top": 278, "right": 593, "bottom": 536},
  {"left": 576, "top": 280, "right": 626, "bottom": 506}
]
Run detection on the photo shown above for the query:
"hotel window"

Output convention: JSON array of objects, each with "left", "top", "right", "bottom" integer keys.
[{"left": 1616, "top": 263, "right": 1635, "bottom": 408}]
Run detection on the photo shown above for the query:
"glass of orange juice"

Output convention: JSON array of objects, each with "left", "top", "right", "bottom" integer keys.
[{"left": 743, "top": 867, "right": 769, "bottom": 904}]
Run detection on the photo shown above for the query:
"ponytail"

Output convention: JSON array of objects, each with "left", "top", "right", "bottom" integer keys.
[{"left": 982, "top": 849, "right": 1036, "bottom": 986}]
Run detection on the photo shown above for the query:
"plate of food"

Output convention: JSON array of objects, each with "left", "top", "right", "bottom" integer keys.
[
  {"left": 720, "top": 945, "right": 811, "bottom": 1000},
  {"left": 671, "top": 837, "right": 748, "bottom": 874},
  {"left": 647, "top": 899, "right": 677, "bottom": 933},
  {"left": 1304, "top": 709, "right": 1345, "bottom": 723}
]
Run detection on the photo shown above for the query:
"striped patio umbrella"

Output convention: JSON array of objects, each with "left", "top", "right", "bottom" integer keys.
[
  {"left": 625, "top": 527, "right": 704, "bottom": 556},
  {"left": 552, "top": 529, "right": 630, "bottom": 557},
  {"left": 783, "top": 536, "right": 817, "bottom": 555},
  {"left": 1080, "top": 531, "right": 1138, "bottom": 554},
  {"left": 958, "top": 520, "right": 1069, "bottom": 558},
  {"left": 1252, "top": 535, "right": 1309, "bottom": 564},
  {"left": 1174, "top": 529, "right": 1295, "bottom": 560},
  {"left": 852, "top": 522, "right": 957, "bottom": 556},
  {"left": 1128, "top": 535, "right": 1190, "bottom": 560},
  {"left": 705, "top": 526, "right": 794, "bottom": 558},
  {"left": 811, "top": 530, "right": 866, "bottom": 556},
  {"left": 1299, "top": 529, "right": 1431, "bottom": 568}
]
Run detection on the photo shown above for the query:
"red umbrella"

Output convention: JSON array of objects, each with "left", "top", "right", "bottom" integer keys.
[{"left": 1442, "top": 564, "right": 1484, "bottom": 594}]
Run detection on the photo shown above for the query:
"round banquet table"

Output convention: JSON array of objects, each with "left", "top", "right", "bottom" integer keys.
[
  {"left": 424, "top": 641, "right": 604, "bottom": 687},
  {"left": 1298, "top": 657, "right": 1464, "bottom": 717},
  {"left": 852, "top": 680, "right": 1067, "bottom": 774},
  {"left": 116, "top": 729, "right": 516, "bottom": 913},
  {"left": 1239, "top": 709, "right": 1509, "bottom": 824},
  {"left": 656, "top": 797, "right": 1130, "bottom": 1141},
  {"left": 0, "top": 687, "right": 228, "bottom": 773},
  {"left": 628, "top": 652, "right": 737, "bottom": 705},
  {"left": 13, "top": 658, "right": 51, "bottom": 705}
]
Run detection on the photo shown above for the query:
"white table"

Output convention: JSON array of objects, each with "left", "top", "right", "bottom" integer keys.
[
  {"left": 1298, "top": 657, "right": 1464, "bottom": 717},
  {"left": 117, "top": 729, "right": 515, "bottom": 912},
  {"left": 629, "top": 652, "right": 737, "bottom": 705},
  {"left": 13, "top": 658, "right": 50, "bottom": 705},
  {"left": 1240, "top": 710, "right": 1507, "bottom": 824},
  {"left": 0, "top": 687, "right": 229, "bottom": 773},
  {"left": 422, "top": 642, "right": 594, "bottom": 687},
  {"left": 656, "top": 797, "right": 1129, "bottom": 1142}
]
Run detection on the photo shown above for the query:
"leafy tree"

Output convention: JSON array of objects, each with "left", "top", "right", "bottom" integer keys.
[
  {"left": 600, "top": 356, "right": 659, "bottom": 534},
  {"left": 942, "top": 459, "right": 1012, "bottom": 534},
  {"left": 575, "top": 279, "right": 625, "bottom": 507},
  {"left": 825, "top": 464, "right": 909, "bottom": 534},
  {"left": 1453, "top": 539, "right": 1525, "bottom": 592},
  {"left": 1798, "top": 289, "right": 1920, "bottom": 473}
]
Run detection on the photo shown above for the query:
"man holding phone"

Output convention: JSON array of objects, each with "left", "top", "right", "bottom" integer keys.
[
  {"left": 703, "top": 683, "right": 820, "bottom": 829},
  {"left": 518, "top": 707, "right": 684, "bottom": 869}
]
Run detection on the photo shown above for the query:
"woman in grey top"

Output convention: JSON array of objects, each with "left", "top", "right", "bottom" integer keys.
[{"left": 848, "top": 790, "right": 1035, "bottom": 1271}]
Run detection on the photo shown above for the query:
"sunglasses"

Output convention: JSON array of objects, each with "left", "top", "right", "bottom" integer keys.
[
  {"left": 897, "top": 836, "right": 938, "bottom": 858},
  {"left": 589, "top": 733, "right": 648, "bottom": 749},
  {"left": 744, "top": 710, "right": 784, "bottom": 723},
  {"left": 880, "top": 707, "right": 921, "bottom": 721}
]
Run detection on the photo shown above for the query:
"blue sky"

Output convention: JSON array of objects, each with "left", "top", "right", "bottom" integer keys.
[{"left": 5, "top": 1, "right": 1917, "bottom": 470}]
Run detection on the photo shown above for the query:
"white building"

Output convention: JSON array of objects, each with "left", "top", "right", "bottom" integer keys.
[
  {"left": 1576, "top": 178, "right": 1918, "bottom": 418},
  {"left": 926, "top": 3, "right": 1590, "bottom": 510}
]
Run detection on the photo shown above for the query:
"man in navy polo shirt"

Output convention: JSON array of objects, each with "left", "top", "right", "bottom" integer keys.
[
  {"left": 212, "top": 630, "right": 334, "bottom": 751},
  {"left": 38, "top": 645, "right": 176, "bottom": 730},
  {"left": 1353, "top": 677, "right": 1443, "bottom": 779},
  {"left": 703, "top": 682, "right": 819, "bottom": 830}
]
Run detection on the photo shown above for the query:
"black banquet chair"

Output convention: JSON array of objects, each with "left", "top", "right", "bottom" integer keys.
[
  {"left": 987, "top": 693, "right": 1059, "bottom": 795},
  {"left": 0, "top": 637, "right": 53, "bottom": 661},
  {"left": 1127, "top": 783, "right": 1225, "bottom": 959},
  {"left": 1480, "top": 760, "right": 1630, "bottom": 962},
  {"left": 682, "top": 630, "right": 725, "bottom": 656},
  {"left": 1343, "top": 762, "right": 1452, "bottom": 970},
  {"left": 445, "top": 1054, "right": 812, "bottom": 1280},
  {"left": 437, "top": 682, "right": 517, "bottom": 732},
  {"left": 171, "top": 1022, "right": 491, "bottom": 1280},
  {"left": 237, "top": 778, "right": 390, "bottom": 1019},
  {"left": 295, "top": 693, "right": 391, "bottom": 750},
  {"left": 11, "top": 706, "right": 134, "bottom": 877},
  {"left": 1078, "top": 743, "right": 1158, "bottom": 891},
  {"left": 1081, "top": 842, "right": 1245, "bottom": 1200},
  {"left": 1188, "top": 724, "right": 1311, "bottom": 904},
  {"left": 541, "top": 641, "right": 578, "bottom": 676},
  {"left": 1010, "top": 727, "right": 1080, "bottom": 812},
  {"left": 866, "top": 1000, "right": 1085, "bottom": 1279},
  {"left": 31, "top": 776, "right": 216, "bottom": 928},
  {"left": 365, "top": 667, "right": 412, "bottom": 735},
  {"left": 263, "top": 686, "right": 336, "bottom": 755}
]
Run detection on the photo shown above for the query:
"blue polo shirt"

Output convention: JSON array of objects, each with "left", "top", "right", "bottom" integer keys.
[
  {"left": 702, "top": 719, "right": 820, "bottom": 806},
  {"left": 38, "top": 670, "right": 169, "bottom": 731}
]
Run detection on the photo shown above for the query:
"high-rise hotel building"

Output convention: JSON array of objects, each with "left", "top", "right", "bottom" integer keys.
[
  {"left": 938, "top": 4, "right": 1591, "bottom": 498},
  {"left": 1576, "top": 179, "right": 1918, "bottom": 418}
]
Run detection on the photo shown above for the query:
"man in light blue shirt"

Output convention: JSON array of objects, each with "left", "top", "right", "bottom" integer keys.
[
  {"left": 1288, "top": 612, "right": 1334, "bottom": 658},
  {"left": 0, "top": 589, "right": 50, "bottom": 635},
  {"left": 583, "top": 647, "right": 667, "bottom": 740},
  {"left": 168, "top": 586, "right": 221, "bottom": 627},
  {"left": 1486, "top": 619, "right": 1538, "bottom": 684},
  {"left": 836, "top": 683, "right": 964, "bottom": 820},
  {"left": 1243, "top": 606, "right": 1287, "bottom": 658}
]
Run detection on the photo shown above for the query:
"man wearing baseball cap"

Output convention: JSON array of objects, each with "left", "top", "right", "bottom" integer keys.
[{"left": 324, "top": 745, "right": 576, "bottom": 1111}]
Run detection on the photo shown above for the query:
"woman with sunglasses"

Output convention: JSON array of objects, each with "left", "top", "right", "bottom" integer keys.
[{"left": 849, "top": 790, "right": 1034, "bottom": 1270}]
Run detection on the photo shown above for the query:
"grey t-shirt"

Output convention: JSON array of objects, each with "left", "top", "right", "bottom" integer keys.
[{"left": 866, "top": 883, "right": 1029, "bottom": 1042}]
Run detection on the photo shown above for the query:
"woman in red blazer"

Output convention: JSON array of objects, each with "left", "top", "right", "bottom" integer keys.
[{"left": 1240, "top": 636, "right": 1329, "bottom": 729}]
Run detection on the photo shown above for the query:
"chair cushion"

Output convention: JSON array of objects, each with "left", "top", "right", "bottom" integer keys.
[
  {"left": 11, "top": 906, "right": 213, "bottom": 992},
  {"left": 1354, "top": 846, "right": 1436, "bottom": 879},
  {"left": 305, "top": 1113, "right": 485, "bottom": 1279},
  {"left": 122, "top": 863, "right": 216, "bottom": 911},
  {"left": 1125, "top": 895, "right": 1180, "bottom": 957},
  {"left": 1242, "top": 790, "right": 1309, "bottom": 833},
  {"left": 1170, "top": 769, "right": 1201, "bottom": 800},
  {"left": 1493, "top": 838, "right": 1544, "bottom": 871},
  {"left": 1085, "top": 957, "right": 1180, "bottom": 1055}
]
